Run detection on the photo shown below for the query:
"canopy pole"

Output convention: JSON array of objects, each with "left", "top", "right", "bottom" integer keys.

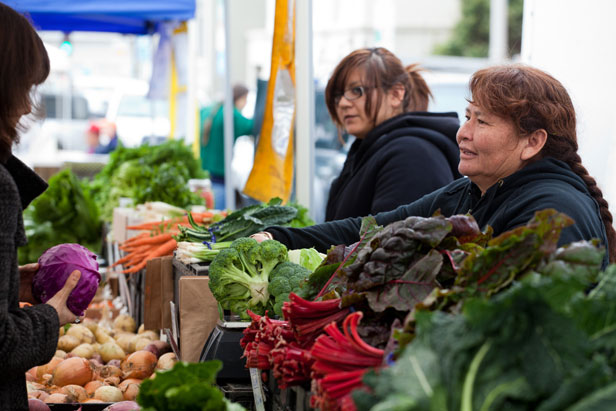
[
  {"left": 295, "top": 0, "right": 315, "bottom": 216},
  {"left": 223, "top": 0, "right": 235, "bottom": 210}
]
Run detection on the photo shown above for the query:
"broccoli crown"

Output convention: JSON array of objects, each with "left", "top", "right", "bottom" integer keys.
[
  {"left": 249, "top": 239, "right": 288, "bottom": 281},
  {"left": 208, "top": 238, "right": 289, "bottom": 317},
  {"left": 230, "top": 237, "right": 260, "bottom": 276},
  {"left": 268, "top": 261, "right": 311, "bottom": 317}
]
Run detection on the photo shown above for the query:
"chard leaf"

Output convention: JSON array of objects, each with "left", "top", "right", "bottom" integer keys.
[
  {"left": 455, "top": 209, "right": 573, "bottom": 295},
  {"left": 364, "top": 249, "right": 442, "bottom": 312}
]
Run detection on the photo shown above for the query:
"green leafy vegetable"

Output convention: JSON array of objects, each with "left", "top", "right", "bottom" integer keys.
[
  {"left": 177, "top": 198, "right": 298, "bottom": 243},
  {"left": 88, "top": 140, "right": 205, "bottom": 221},
  {"left": 137, "top": 360, "right": 235, "bottom": 411},
  {"left": 354, "top": 239, "right": 614, "bottom": 411},
  {"left": 287, "top": 247, "right": 325, "bottom": 272},
  {"left": 19, "top": 169, "right": 102, "bottom": 264}
]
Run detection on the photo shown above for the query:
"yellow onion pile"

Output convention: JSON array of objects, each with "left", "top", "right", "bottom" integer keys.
[{"left": 26, "top": 315, "right": 174, "bottom": 405}]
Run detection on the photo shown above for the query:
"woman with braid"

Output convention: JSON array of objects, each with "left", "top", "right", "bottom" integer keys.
[{"left": 254, "top": 64, "right": 614, "bottom": 268}]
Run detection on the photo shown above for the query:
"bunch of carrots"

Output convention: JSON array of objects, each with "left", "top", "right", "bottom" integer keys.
[{"left": 112, "top": 211, "right": 219, "bottom": 273}]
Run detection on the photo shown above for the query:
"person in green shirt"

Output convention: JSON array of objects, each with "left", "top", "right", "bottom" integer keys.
[{"left": 199, "top": 84, "right": 254, "bottom": 209}]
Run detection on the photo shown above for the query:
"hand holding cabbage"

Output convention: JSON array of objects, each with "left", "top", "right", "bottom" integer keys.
[{"left": 30, "top": 243, "right": 101, "bottom": 324}]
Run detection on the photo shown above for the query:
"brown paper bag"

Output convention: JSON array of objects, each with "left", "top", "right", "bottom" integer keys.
[
  {"left": 143, "top": 258, "right": 162, "bottom": 330},
  {"left": 179, "top": 276, "right": 219, "bottom": 363},
  {"left": 143, "top": 256, "right": 174, "bottom": 330}
]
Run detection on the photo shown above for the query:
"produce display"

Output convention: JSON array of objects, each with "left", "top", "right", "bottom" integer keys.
[
  {"left": 33, "top": 243, "right": 101, "bottom": 316},
  {"left": 26, "top": 314, "right": 176, "bottom": 405},
  {"left": 26, "top": 310, "right": 247, "bottom": 410},
  {"left": 237, "top": 209, "right": 616, "bottom": 410},
  {"left": 19, "top": 169, "right": 102, "bottom": 265}
]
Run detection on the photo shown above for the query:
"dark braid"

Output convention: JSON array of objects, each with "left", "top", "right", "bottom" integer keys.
[
  {"left": 544, "top": 137, "right": 616, "bottom": 263},
  {"left": 470, "top": 64, "right": 616, "bottom": 262}
]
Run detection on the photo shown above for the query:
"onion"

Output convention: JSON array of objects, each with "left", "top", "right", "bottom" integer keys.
[
  {"left": 118, "top": 378, "right": 142, "bottom": 401},
  {"left": 60, "top": 384, "right": 88, "bottom": 402},
  {"left": 137, "top": 323, "right": 145, "bottom": 334},
  {"left": 84, "top": 398, "right": 104, "bottom": 403},
  {"left": 40, "top": 374, "right": 53, "bottom": 386},
  {"left": 89, "top": 357, "right": 103, "bottom": 369},
  {"left": 27, "top": 390, "right": 49, "bottom": 401},
  {"left": 54, "top": 350, "right": 67, "bottom": 359},
  {"left": 57, "top": 335, "right": 80, "bottom": 352},
  {"left": 44, "top": 393, "right": 68, "bottom": 403},
  {"left": 26, "top": 366, "right": 38, "bottom": 382},
  {"left": 155, "top": 352, "right": 177, "bottom": 371},
  {"left": 102, "top": 400, "right": 141, "bottom": 411},
  {"left": 66, "top": 324, "right": 95, "bottom": 344},
  {"left": 121, "top": 350, "right": 157, "bottom": 379},
  {"left": 71, "top": 343, "right": 95, "bottom": 359},
  {"left": 103, "top": 376, "right": 121, "bottom": 386},
  {"left": 113, "top": 314, "right": 136, "bottom": 333},
  {"left": 52, "top": 357, "right": 93, "bottom": 387},
  {"left": 85, "top": 380, "right": 104, "bottom": 397},
  {"left": 107, "top": 359, "right": 122, "bottom": 368},
  {"left": 26, "top": 382, "right": 47, "bottom": 395},
  {"left": 94, "top": 385, "right": 124, "bottom": 402},
  {"left": 99, "top": 342, "right": 126, "bottom": 363},
  {"left": 38, "top": 357, "right": 64, "bottom": 380},
  {"left": 28, "top": 398, "right": 51, "bottom": 411},
  {"left": 99, "top": 364, "right": 122, "bottom": 379},
  {"left": 144, "top": 341, "right": 171, "bottom": 359},
  {"left": 118, "top": 378, "right": 142, "bottom": 390},
  {"left": 121, "top": 382, "right": 140, "bottom": 401}
]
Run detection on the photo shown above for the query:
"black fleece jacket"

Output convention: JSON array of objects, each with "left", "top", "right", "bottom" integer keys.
[
  {"left": 0, "top": 155, "right": 58, "bottom": 411},
  {"left": 325, "top": 111, "right": 461, "bottom": 221},
  {"left": 269, "top": 157, "right": 609, "bottom": 268}
]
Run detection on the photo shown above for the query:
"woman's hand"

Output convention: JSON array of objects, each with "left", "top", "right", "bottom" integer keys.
[
  {"left": 45, "top": 270, "right": 82, "bottom": 326},
  {"left": 19, "top": 263, "right": 40, "bottom": 304},
  {"left": 250, "top": 231, "right": 274, "bottom": 243}
]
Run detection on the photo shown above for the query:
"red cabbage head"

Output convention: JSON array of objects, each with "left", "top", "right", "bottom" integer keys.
[{"left": 32, "top": 243, "right": 101, "bottom": 316}]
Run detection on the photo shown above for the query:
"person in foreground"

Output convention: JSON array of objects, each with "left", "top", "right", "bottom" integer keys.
[
  {"left": 254, "top": 64, "right": 615, "bottom": 268},
  {"left": 323, "top": 47, "right": 461, "bottom": 221},
  {"left": 0, "top": 4, "right": 83, "bottom": 409}
]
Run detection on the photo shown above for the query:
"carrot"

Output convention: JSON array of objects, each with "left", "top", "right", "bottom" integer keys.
[
  {"left": 122, "top": 232, "right": 174, "bottom": 247},
  {"left": 122, "top": 239, "right": 178, "bottom": 274}
]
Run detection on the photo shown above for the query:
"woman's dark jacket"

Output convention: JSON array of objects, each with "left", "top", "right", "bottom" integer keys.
[
  {"left": 269, "top": 157, "right": 609, "bottom": 267},
  {"left": 0, "top": 155, "right": 59, "bottom": 410},
  {"left": 325, "top": 111, "right": 461, "bottom": 221}
]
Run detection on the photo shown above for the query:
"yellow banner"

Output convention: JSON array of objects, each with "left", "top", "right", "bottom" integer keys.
[{"left": 243, "top": 0, "right": 295, "bottom": 203}]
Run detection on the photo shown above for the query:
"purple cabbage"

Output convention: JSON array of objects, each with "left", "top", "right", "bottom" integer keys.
[{"left": 32, "top": 243, "right": 101, "bottom": 316}]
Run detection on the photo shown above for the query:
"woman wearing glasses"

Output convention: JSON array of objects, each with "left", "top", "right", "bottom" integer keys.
[{"left": 323, "top": 47, "right": 461, "bottom": 221}]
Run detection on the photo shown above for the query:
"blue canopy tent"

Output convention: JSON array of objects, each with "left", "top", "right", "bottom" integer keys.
[{"left": 4, "top": 0, "right": 195, "bottom": 34}]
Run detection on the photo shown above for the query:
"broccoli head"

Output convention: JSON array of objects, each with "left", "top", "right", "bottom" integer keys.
[
  {"left": 208, "top": 238, "right": 289, "bottom": 317},
  {"left": 268, "top": 261, "right": 311, "bottom": 317},
  {"left": 249, "top": 239, "right": 288, "bottom": 282}
]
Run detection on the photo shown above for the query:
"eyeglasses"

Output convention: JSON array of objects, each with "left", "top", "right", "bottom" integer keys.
[{"left": 334, "top": 85, "right": 371, "bottom": 105}]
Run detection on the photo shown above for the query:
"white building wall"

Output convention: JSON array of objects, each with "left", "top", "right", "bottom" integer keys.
[{"left": 522, "top": 0, "right": 616, "bottom": 212}]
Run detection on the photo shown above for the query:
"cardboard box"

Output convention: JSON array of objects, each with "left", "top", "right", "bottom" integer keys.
[
  {"left": 143, "top": 256, "right": 174, "bottom": 330},
  {"left": 178, "top": 276, "right": 219, "bottom": 363}
]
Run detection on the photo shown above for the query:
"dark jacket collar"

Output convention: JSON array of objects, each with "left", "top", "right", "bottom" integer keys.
[{"left": 3, "top": 155, "right": 48, "bottom": 209}]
